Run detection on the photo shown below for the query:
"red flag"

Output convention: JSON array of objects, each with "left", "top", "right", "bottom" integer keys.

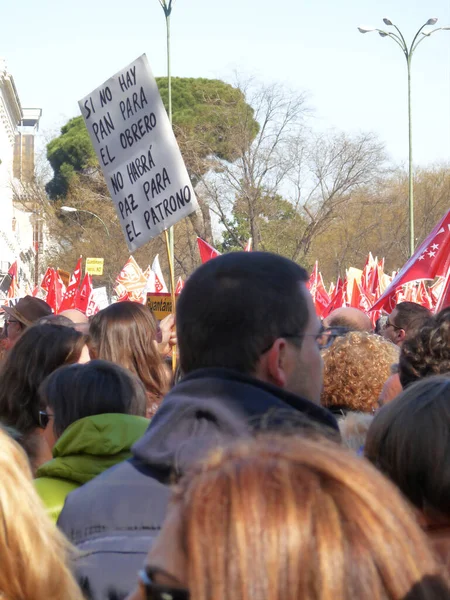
[
  {"left": 434, "top": 267, "right": 450, "bottom": 313},
  {"left": 307, "top": 262, "right": 319, "bottom": 293},
  {"left": 40, "top": 267, "right": 54, "bottom": 291},
  {"left": 416, "top": 281, "right": 433, "bottom": 311},
  {"left": 349, "top": 278, "right": 361, "bottom": 309},
  {"left": 175, "top": 277, "right": 184, "bottom": 295},
  {"left": 314, "top": 273, "right": 330, "bottom": 318},
  {"left": 46, "top": 269, "right": 65, "bottom": 313},
  {"left": 323, "top": 277, "right": 345, "bottom": 317},
  {"left": 59, "top": 257, "right": 83, "bottom": 312},
  {"left": 371, "top": 209, "right": 450, "bottom": 312},
  {"left": 244, "top": 238, "right": 253, "bottom": 252},
  {"left": 197, "top": 238, "right": 221, "bottom": 264},
  {"left": 32, "top": 286, "right": 40, "bottom": 297},
  {"left": 75, "top": 273, "right": 93, "bottom": 314},
  {"left": 7, "top": 262, "right": 18, "bottom": 299}
]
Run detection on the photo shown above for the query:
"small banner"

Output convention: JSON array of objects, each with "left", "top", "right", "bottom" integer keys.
[
  {"left": 86, "top": 258, "right": 104, "bottom": 276},
  {"left": 79, "top": 54, "right": 199, "bottom": 252}
]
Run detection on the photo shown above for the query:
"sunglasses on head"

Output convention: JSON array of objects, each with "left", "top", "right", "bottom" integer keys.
[{"left": 138, "top": 567, "right": 189, "bottom": 600}]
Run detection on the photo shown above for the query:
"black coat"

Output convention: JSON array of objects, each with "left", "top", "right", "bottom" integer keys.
[{"left": 58, "top": 368, "right": 338, "bottom": 600}]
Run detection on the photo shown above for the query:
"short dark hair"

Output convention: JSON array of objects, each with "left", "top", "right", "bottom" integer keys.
[
  {"left": 177, "top": 252, "right": 309, "bottom": 374},
  {"left": 39, "top": 360, "right": 147, "bottom": 437},
  {"left": 393, "top": 302, "right": 432, "bottom": 337},
  {"left": 399, "top": 307, "right": 450, "bottom": 388},
  {"left": 365, "top": 375, "right": 450, "bottom": 521},
  {"left": 0, "top": 324, "right": 88, "bottom": 434}
]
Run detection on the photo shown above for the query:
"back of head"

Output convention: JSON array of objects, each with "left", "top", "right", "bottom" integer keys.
[
  {"left": 399, "top": 307, "right": 450, "bottom": 388},
  {"left": 0, "top": 324, "right": 87, "bottom": 434},
  {"left": 395, "top": 302, "right": 432, "bottom": 339},
  {"left": 324, "top": 307, "right": 373, "bottom": 332},
  {"left": 89, "top": 302, "right": 167, "bottom": 398},
  {"left": 40, "top": 360, "right": 147, "bottom": 437},
  {"left": 321, "top": 331, "right": 399, "bottom": 413},
  {"left": 0, "top": 427, "right": 83, "bottom": 600},
  {"left": 172, "top": 434, "right": 447, "bottom": 600},
  {"left": 177, "top": 252, "right": 309, "bottom": 374},
  {"left": 365, "top": 375, "right": 450, "bottom": 524}
]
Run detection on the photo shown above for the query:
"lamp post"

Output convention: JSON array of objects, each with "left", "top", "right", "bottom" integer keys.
[
  {"left": 358, "top": 18, "right": 450, "bottom": 257},
  {"left": 61, "top": 206, "right": 110, "bottom": 237}
]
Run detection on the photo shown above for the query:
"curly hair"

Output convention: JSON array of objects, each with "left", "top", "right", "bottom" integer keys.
[
  {"left": 321, "top": 331, "right": 399, "bottom": 413},
  {"left": 399, "top": 307, "right": 450, "bottom": 388}
]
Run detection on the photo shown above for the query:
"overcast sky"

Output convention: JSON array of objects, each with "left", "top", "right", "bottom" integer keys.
[{"left": 3, "top": 0, "right": 450, "bottom": 167}]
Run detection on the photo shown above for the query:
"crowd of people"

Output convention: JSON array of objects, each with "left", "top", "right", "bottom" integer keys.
[{"left": 0, "top": 251, "right": 449, "bottom": 599}]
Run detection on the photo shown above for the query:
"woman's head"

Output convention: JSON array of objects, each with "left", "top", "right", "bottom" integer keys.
[
  {"left": 399, "top": 307, "right": 450, "bottom": 388},
  {"left": 39, "top": 360, "right": 147, "bottom": 446},
  {"left": 128, "top": 435, "right": 448, "bottom": 600},
  {"left": 321, "top": 331, "right": 399, "bottom": 414},
  {"left": 365, "top": 375, "right": 450, "bottom": 525},
  {"left": 0, "top": 324, "right": 88, "bottom": 435},
  {"left": 89, "top": 302, "right": 168, "bottom": 406},
  {"left": 0, "top": 427, "right": 83, "bottom": 600}
]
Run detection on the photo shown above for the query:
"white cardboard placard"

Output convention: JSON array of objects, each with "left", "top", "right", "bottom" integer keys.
[{"left": 79, "top": 54, "right": 198, "bottom": 251}]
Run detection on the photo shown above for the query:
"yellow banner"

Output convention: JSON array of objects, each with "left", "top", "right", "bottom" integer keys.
[
  {"left": 86, "top": 258, "right": 104, "bottom": 276},
  {"left": 147, "top": 293, "right": 177, "bottom": 320}
]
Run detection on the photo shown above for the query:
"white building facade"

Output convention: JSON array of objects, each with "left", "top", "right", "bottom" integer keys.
[{"left": 0, "top": 58, "right": 42, "bottom": 297}]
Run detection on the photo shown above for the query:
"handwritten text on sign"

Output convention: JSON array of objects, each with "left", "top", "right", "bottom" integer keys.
[{"left": 79, "top": 55, "right": 198, "bottom": 252}]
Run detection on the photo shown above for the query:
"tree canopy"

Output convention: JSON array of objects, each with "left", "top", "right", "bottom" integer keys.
[{"left": 46, "top": 77, "right": 259, "bottom": 199}]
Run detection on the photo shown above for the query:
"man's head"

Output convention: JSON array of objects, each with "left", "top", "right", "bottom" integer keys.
[
  {"left": 177, "top": 252, "right": 323, "bottom": 404},
  {"left": 2, "top": 296, "right": 52, "bottom": 347},
  {"left": 323, "top": 307, "right": 373, "bottom": 333},
  {"left": 381, "top": 302, "right": 432, "bottom": 347}
]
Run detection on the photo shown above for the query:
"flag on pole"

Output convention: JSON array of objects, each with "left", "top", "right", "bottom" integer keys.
[
  {"left": 75, "top": 273, "right": 93, "bottom": 314},
  {"left": 114, "top": 256, "right": 147, "bottom": 301},
  {"left": 197, "top": 238, "right": 221, "bottom": 263},
  {"left": 7, "top": 262, "right": 18, "bottom": 299},
  {"left": 175, "top": 277, "right": 184, "bottom": 295},
  {"left": 371, "top": 209, "right": 450, "bottom": 312},
  {"left": 59, "top": 257, "right": 83, "bottom": 312},
  {"left": 434, "top": 267, "right": 450, "bottom": 313},
  {"left": 46, "top": 269, "right": 66, "bottom": 313},
  {"left": 152, "top": 255, "right": 168, "bottom": 293}
]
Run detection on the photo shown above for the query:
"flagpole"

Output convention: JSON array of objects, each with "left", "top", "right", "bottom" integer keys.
[{"left": 159, "top": 0, "right": 175, "bottom": 292}]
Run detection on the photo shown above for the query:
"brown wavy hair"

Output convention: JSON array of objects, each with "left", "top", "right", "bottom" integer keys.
[
  {"left": 0, "top": 324, "right": 88, "bottom": 434},
  {"left": 89, "top": 302, "right": 169, "bottom": 414},
  {"left": 169, "top": 435, "right": 448, "bottom": 600},
  {"left": 0, "top": 427, "right": 84, "bottom": 600},
  {"left": 399, "top": 307, "right": 450, "bottom": 388},
  {"left": 321, "top": 331, "right": 399, "bottom": 413}
]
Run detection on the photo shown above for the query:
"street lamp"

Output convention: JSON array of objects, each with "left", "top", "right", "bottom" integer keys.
[
  {"left": 61, "top": 206, "right": 110, "bottom": 237},
  {"left": 358, "top": 18, "right": 449, "bottom": 257}
]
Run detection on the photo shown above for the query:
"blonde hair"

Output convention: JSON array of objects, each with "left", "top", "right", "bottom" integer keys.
[
  {"left": 0, "top": 427, "right": 84, "bottom": 600},
  {"left": 173, "top": 435, "right": 448, "bottom": 600},
  {"left": 321, "top": 331, "right": 399, "bottom": 413}
]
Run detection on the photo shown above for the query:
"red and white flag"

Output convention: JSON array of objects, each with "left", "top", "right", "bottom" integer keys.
[
  {"left": 75, "top": 273, "right": 93, "bottom": 314},
  {"left": 152, "top": 255, "right": 168, "bottom": 293},
  {"left": 114, "top": 256, "right": 147, "bottom": 300},
  {"left": 434, "top": 267, "right": 450, "bottom": 313},
  {"left": 371, "top": 209, "right": 450, "bottom": 312},
  {"left": 175, "top": 277, "right": 184, "bottom": 295},
  {"left": 46, "top": 269, "right": 66, "bottom": 314},
  {"left": 7, "top": 262, "right": 18, "bottom": 299},
  {"left": 59, "top": 257, "right": 83, "bottom": 312},
  {"left": 197, "top": 237, "right": 221, "bottom": 264},
  {"left": 244, "top": 238, "right": 253, "bottom": 252},
  {"left": 40, "top": 267, "right": 54, "bottom": 291}
]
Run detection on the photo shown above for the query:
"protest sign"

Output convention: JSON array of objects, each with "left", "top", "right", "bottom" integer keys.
[
  {"left": 147, "top": 293, "right": 177, "bottom": 320},
  {"left": 86, "top": 258, "right": 104, "bottom": 276},
  {"left": 79, "top": 54, "right": 198, "bottom": 252}
]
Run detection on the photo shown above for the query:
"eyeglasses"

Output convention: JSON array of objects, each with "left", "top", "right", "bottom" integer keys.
[
  {"left": 384, "top": 318, "right": 402, "bottom": 331},
  {"left": 38, "top": 410, "right": 54, "bottom": 429},
  {"left": 138, "top": 568, "right": 189, "bottom": 600},
  {"left": 261, "top": 325, "right": 349, "bottom": 355}
]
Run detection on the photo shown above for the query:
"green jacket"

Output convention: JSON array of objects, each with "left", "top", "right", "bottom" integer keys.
[{"left": 35, "top": 413, "right": 149, "bottom": 523}]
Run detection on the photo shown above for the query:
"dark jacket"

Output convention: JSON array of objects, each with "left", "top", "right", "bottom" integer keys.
[{"left": 58, "top": 368, "right": 338, "bottom": 600}]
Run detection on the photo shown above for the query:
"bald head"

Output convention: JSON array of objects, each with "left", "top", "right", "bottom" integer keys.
[
  {"left": 59, "top": 309, "right": 89, "bottom": 324},
  {"left": 323, "top": 307, "right": 373, "bottom": 333}
]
